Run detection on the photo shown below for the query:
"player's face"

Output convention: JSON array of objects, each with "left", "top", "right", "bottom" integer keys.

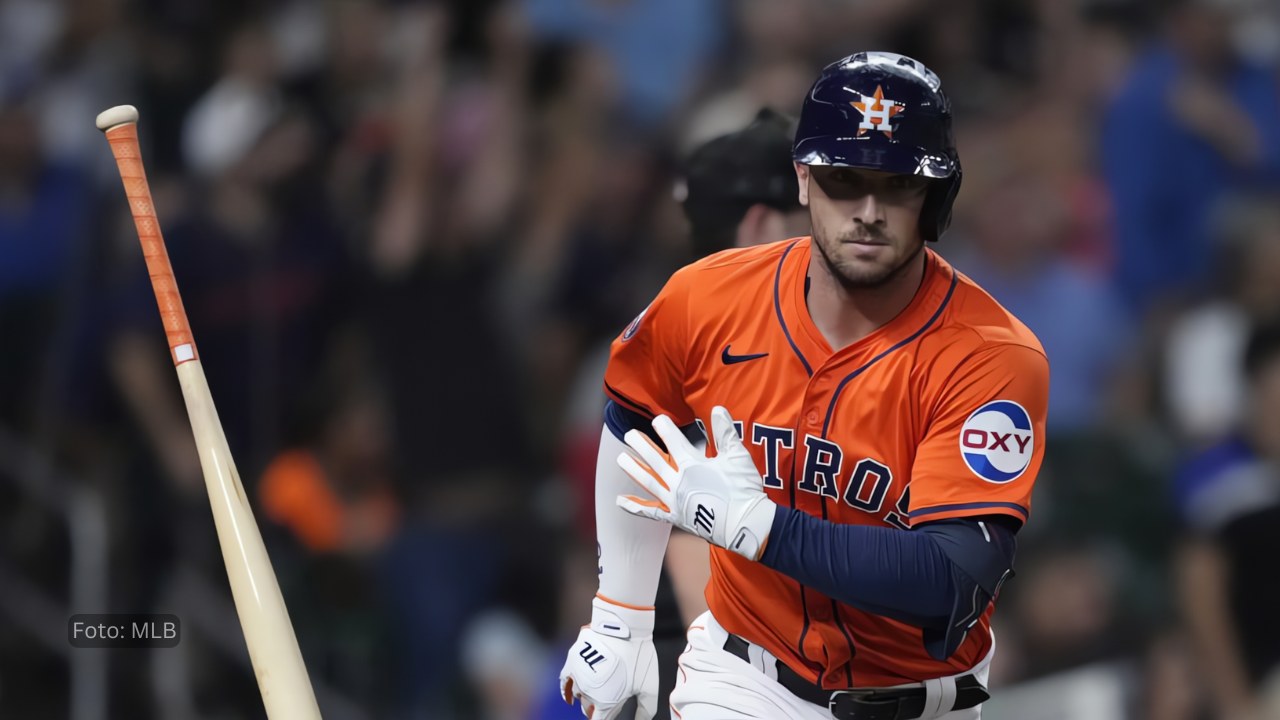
[{"left": 796, "top": 164, "right": 928, "bottom": 289}]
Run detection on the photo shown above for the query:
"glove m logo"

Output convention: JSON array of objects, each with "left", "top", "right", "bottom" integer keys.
[
  {"left": 578, "top": 642, "right": 606, "bottom": 671},
  {"left": 693, "top": 504, "right": 715, "bottom": 536},
  {"left": 850, "top": 85, "right": 902, "bottom": 138},
  {"left": 959, "top": 400, "right": 1033, "bottom": 483}
]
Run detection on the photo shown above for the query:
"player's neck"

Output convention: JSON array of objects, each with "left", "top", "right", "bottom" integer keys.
[{"left": 805, "top": 248, "right": 927, "bottom": 351}]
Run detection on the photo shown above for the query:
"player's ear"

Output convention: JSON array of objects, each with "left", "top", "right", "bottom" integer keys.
[{"left": 794, "top": 162, "right": 810, "bottom": 207}]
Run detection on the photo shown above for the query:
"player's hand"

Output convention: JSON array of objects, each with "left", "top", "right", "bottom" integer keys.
[
  {"left": 617, "top": 406, "right": 777, "bottom": 561},
  {"left": 559, "top": 596, "right": 659, "bottom": 719}
]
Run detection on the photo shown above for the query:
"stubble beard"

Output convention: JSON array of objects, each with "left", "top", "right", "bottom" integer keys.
[{"left": 812, "top": 228, "right": 925, "bottom": 292}]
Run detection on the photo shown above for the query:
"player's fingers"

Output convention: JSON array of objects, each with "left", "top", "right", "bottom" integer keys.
[
  {"left": 617, "top": 494, "right": 670, "bottom": 522},
  {"left": 561, "top": 676, "right": 574, "bottom": 705},
  {"left": 621, "top": 432, "right": 675, "bottom": 487},
  {"left": 709, "top": 406, "right": 744, "bottom": 455},
  {"left": 651, "top": 415, "right": 697, "bottom": 465},
  {"left": 617, "top": 451, "right": 671, "bottom": 498}
]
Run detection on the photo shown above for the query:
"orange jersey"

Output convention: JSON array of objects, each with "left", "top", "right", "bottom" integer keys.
[{"left": 603, "top": 238, "right": 1048, "bottom": 689}]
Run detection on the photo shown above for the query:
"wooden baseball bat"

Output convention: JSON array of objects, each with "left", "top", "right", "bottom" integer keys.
[{"left": 96, "top": 105, "right": 322, "bottom": 719}]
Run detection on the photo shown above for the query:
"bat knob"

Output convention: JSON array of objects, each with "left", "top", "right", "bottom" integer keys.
[{"left": 96, "top": 105, "right": 140, "bottom": 132}]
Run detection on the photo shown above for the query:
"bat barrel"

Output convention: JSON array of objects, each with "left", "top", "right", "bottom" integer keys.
[{"left": 175, "top": 362, "right": 322, "bottom": 718}]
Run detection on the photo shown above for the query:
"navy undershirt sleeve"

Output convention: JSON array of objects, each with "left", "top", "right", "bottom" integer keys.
[
  {"left": 759, "top": 508, "right": 1016, "bottom": 659},
  {"left": 604, "top": 398, "right": 650, "bottom": 441},
  {"left": 604, "top": 399, "right": 703, "bottom": 446}
]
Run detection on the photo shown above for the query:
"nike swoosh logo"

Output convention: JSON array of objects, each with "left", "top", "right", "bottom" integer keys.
[{"left": 721, "top": 345, "right": 769, "bottom": 365}]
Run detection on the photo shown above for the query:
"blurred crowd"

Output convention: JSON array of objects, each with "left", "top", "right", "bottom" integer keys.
[{"left": 3, "top": 0, "right": 1280, "bottom": 718}]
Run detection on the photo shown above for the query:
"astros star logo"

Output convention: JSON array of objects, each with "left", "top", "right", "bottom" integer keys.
[{"left": 850, "top": 85, "right": 902, "bottom": 138}]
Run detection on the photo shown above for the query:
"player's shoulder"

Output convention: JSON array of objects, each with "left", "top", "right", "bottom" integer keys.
[
  {"left": 665, "top": 237, "right": 801, "bottom": 297},
  {"left": 635, "top": 238, "right": 797, "bottom": 338},
  {"left": 931, "top": 253, "right": 1046, "bottom": 361},
  {"left": 684, "top": 237, "right": 799, "bottom": 274}
]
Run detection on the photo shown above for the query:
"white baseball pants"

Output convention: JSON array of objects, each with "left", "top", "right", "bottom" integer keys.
[{"left": 669, "top": 611, "right": 993, "bottom": 720}]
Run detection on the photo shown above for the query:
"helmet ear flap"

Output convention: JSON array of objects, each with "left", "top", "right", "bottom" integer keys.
[{"left": 920, "top": 165, "right": 962, "bottom": 242}]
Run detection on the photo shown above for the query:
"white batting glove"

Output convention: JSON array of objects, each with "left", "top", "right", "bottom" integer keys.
[
  {"left": 559, "top": 596, "right": 659, "bottom": 720},
  {"left": 617, "top": 406, "right": 777, "bottom": 561}
]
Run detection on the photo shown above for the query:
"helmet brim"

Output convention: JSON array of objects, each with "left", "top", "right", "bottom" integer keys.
[{"left": 793, "top": 136, "right": 957, "bottom": 179}]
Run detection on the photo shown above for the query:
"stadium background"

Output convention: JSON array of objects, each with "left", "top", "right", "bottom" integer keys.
[{"left": 2, "top": 0, "right": 1280, "bottom": 717}]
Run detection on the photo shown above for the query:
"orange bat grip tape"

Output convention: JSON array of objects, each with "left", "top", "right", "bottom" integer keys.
[{"left": 104, "top": 124, "right": 198, "bottom": 366}]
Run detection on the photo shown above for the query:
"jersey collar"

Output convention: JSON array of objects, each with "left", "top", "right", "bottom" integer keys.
[{"left": 777, "top": 239, "right": 955, "bottom": 371}]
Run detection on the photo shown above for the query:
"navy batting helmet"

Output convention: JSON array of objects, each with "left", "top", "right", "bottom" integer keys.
[{"left": 793, "top": 51, "right": 961, "bottom": 241}]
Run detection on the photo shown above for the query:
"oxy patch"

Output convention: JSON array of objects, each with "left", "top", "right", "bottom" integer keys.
[{"left": 959, "top": 400, "right": 1033, "bottom": 483}]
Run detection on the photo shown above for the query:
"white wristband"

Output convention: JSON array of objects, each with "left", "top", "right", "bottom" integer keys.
[{"left": 591, "top": 595, "right": 655, "bottom": 640}]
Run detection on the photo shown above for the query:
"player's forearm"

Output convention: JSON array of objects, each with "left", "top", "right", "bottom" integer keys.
[
  {"left": 595, "top": 424, "right": 672, "bottom": 608},
  {"left": 759, "top": 509, "right": 1015, "bottom": 658},
  {"left": 760, "top": 507, "right": 957, "bottom": 620}
]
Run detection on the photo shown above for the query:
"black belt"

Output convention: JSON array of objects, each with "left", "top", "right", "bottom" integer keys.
[{"left": 723, "top": 634, "right": 989, "bottom": 720}]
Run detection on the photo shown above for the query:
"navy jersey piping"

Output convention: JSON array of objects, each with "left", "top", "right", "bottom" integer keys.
[
  {"left": 603, "top": 381, "right": 654, "bottom": 418},
  {"left": 821, "top": 463, "right": 858, "bottom": 687},
  {"left": 792, "top": 446, "right": 814, "bottom": 666},
  {"left": 820, "top": 267, "right": 959, "bottom": 437},
  {"left": 815, "top": 264, "right": 957, "bottom": 680},
  {"left": 910, "top": 500, "right": 1029, "bottom": 521},
  {"left": 816, "top": 446, "right": 858, "bottom": 687},
  {"left": 774, "top": 240, "right": 814, "bottom": 377}
]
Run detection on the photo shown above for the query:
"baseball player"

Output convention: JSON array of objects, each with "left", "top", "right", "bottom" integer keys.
[{"left": 559, "top": 51, "right": 1049, "bottom": 720}]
